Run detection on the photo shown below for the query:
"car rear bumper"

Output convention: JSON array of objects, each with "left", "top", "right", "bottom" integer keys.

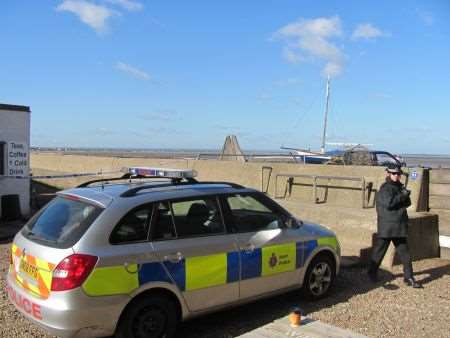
[{"left": 6, "top": 273, "right": 129, "bottom": 338}]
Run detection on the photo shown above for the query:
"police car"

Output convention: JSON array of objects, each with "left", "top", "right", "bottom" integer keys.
[{"left": 6, "top": 167, "right": 340, "bottom": 338}]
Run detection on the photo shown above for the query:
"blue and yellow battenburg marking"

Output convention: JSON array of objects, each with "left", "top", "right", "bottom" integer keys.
[{"left": 82, "top": 237, "right": 337, "bottom": 296}]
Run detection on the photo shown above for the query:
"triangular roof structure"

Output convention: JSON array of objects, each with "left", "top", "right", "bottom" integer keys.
[{"left": 220, "top": 135, "right": 246, "bottom": 162}]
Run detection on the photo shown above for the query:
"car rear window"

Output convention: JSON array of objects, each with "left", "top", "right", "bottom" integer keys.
[{"left": 22, "top": 196, "right": 103, "bottom": 248}]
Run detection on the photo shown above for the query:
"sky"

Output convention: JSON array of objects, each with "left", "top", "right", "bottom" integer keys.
[{"left": 1, "top": 0, "right": 450, "bottom": 154}]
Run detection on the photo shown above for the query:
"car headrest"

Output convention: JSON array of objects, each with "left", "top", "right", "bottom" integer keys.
[{"left": 187, "top": 203, "right": 209, "bottom": 217}]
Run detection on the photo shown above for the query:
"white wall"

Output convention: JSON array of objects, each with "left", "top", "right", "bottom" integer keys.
[{"left": 0, "top": 108, "right": 31, "bottom": 217}]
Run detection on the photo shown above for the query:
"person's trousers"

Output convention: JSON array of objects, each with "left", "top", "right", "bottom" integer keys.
[{"left": 368, "top": 237, "right": 413, "bottom": 279}]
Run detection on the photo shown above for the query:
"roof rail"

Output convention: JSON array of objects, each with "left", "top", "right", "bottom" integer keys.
[
  {"left": 120, "top": 180, "right": 245, "bottom": 198},
  {"left": 193, "top": 181, "right": 245, "bottom": 189},
  {"left": 77, "top": 174, "right": 194, "bottom": 188}
]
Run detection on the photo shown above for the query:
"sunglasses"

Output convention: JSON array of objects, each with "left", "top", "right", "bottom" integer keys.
[{"left": 390, "top": 172, "right": 402, "bottom": 176}]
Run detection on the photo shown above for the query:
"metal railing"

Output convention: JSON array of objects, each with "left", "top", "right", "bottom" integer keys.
[
  {"left": 274, "top": 173, "right": 368, "bottom": 208},
  {"left": 196, "top": 153, "right": 302, "bottom": 162}
]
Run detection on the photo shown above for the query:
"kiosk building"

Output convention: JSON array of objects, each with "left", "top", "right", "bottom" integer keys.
[{"left": 0, "top": 103, "right": 31, "bottom": 218}]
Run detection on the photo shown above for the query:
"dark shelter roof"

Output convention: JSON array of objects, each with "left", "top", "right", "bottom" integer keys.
[{"left": 0, "top": 103, "right": 30, "bottom": 112}]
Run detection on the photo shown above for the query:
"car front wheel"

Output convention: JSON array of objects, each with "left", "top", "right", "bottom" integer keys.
[{"left": 301, "top": 254, "right": 335, "bottom": 300}]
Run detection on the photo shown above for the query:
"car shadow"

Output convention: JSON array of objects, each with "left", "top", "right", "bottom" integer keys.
[{"left": 175, "top": 261, "right": 449, "bottom": 338}]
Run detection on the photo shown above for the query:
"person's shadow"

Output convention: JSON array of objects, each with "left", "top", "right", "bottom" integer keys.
[{"left": 393, "top": 263, "right": 450, "bottom": 286}]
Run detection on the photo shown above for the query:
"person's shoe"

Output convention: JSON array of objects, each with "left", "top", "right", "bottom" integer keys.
[
  {"left": 367, "top": 270, "right": 378, "bottom": 282},
  {"left": 404, "top": 278, "right": 422, "bottom": 288}
]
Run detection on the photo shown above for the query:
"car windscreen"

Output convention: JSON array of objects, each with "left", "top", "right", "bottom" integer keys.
[{"left": 22, "top": 196, "right": 103, "bottom": 248}]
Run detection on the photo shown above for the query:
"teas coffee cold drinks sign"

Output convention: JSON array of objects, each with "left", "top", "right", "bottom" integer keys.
[{"left": 8, "top": 142, "right": 29, "bottom": 176}]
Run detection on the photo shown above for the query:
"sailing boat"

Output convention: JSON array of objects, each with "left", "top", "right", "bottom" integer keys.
[{"left": 281, "top": 75, "right": 332, "bottom": 164}]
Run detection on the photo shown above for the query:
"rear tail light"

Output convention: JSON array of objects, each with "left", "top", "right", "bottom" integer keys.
[{"left": 51, "top": 254, "right": 98, "bottom": 291}]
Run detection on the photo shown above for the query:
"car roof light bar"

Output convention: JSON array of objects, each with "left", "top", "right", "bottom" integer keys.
[
  {"left": 120, "top": 181, "right": 245, "bottom": 197},
  {"left": 78, "top": 168, "right": 198, "bottom": 188},
  {"left": 123, "top": 167, "right": 197, "bottom": 179}
]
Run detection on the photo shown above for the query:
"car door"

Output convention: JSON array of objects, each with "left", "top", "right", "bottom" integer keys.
[
  {"left": 81, "top": 204, "right": 161, "bottom": 298},
  {"left": 222, "top": 192, "right": 302, "bottom": 300},
  {"left": 150, "top": 196, "right": 239, "bottom": 312}
]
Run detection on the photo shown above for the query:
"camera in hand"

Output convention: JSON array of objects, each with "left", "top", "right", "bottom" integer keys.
[{"left": 402, "top": 189, "right": 411, "bottom": 196}]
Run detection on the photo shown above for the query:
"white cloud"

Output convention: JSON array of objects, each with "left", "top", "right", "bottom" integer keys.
[
  {"left": 352, "top": 23, "right": 386, "bottom": 40},
  {"left": 323, "top": 62, "right": 342, "bottom": 78},
  {"left": 274, "top": 16, "right": 345, "bottom": 78},
  {"left": 104, "top": 0, "right": 143, "bottom": 11},
  {"left": 276, "top": 16, "right": 343, "bottom": 38},
  {"left": 283, "top": 47, "right": 303, "bottom": 64},
  {"left": 56, "top": 0, "right": 116, "bottom": 33},
  {"left": 115, "top": 62, "right": 151, "bottom": 80}
]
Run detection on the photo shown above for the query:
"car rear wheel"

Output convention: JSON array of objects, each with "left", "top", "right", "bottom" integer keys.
[
  {"left": 301, "top": 254, "right": 335, "bottom": 300},
  {"left": 115, "top": 294, "right": 178, "bottom": 338}
]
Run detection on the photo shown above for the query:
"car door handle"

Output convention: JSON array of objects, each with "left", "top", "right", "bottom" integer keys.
[
  {"left": 163, "top": 252, "right": 183, "bottom": 263},
  {"left": 241, "top": 243, "right": 255, "bottom": 253}
]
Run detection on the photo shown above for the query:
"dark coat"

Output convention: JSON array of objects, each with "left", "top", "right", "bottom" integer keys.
[{"left": 375, "top": 178, "right": 411, "bottom": 238}]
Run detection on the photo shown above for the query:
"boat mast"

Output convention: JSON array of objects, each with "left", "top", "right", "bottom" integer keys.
[{"left": 320, "top": 75, "right": 330, "bottom": 154}]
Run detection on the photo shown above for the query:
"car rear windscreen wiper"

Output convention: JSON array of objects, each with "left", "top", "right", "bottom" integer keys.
[{"left": 26, "top": 231, "right": 58, "bottom": 244}]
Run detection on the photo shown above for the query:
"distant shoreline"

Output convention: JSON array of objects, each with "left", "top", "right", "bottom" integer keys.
[{"left": 30, "top": 147, "right": 450, "bottom": 157}]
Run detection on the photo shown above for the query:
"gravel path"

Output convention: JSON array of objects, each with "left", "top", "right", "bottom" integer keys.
[{"left": 1, "top": 242, "right": 449, "bottom": 338}]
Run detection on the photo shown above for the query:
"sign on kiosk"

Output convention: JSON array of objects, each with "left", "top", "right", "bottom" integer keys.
[{"left": 7, "top": 141, "right": 29, "bottom": 176}]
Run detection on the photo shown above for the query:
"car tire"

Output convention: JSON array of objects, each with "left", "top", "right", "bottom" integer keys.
[
  {"left": 115, "top": 294, "right": 178, "bottom": 338},
  {"left": 301, "top": 254, "right": 335, "bottom": 300}
]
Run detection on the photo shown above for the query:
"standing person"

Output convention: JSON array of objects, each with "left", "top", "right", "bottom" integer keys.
[{"left": 368, "top": 164, "right": 422, "bottom": 288}]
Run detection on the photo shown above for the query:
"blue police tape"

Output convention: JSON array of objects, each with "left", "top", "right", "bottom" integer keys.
[{"left": 0, "top": 170, "right": 120, "bottom": 179}]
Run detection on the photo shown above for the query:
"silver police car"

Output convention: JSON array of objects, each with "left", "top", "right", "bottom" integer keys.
[{"left": 6, "top": 167, "right": 340, "bottom": 338}]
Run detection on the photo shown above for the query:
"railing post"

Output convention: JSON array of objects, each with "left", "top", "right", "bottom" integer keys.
[
  {"left": 274, "top": 174, "right": 279, "bottom": 198},
  {"left": 361, "top": 177, "right": 366, "bottom": 208},
  {"left": 313, "top": 176, "right": 317, "bottom": 203},
  {"left": 261, "top": 166, "right": 272, "bottom": 194}
]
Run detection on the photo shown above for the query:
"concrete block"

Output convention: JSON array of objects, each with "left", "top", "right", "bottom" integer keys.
[
  {"left": 440, "top": 247, "right": 450, "bottom": 260},
  {"left": 429, "top": 195, "right": 450, "bottom": 210},
  {"left": 404, "top": 167, "right": 426, "bottom": 212},
  {"left": 238, "top": 317, "right": 368, "bottom": 338},
  {"left": 429, "top": 183, "right": 450, "bottom": 196},
  {"left": 430, "top": 169, "right": 450, "bottom": 184},
  {"left": 406, "top": 213, "right": 440, "bottom": 261},
  {"left": 438, "top": 223, "right": 450, "bottom": 237}
]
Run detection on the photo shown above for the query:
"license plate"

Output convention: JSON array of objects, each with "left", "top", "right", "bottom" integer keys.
[{"left": 20, "top": 260, "right": 39, "bottom": 280}]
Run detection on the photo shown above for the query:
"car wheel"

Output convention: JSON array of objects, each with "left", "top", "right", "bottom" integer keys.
[
  {"left": 301, "top": 254, "right": 335, "bottom": 300},
  {"left": 115, "top": 294, "right": 178, "bottom": 338}
]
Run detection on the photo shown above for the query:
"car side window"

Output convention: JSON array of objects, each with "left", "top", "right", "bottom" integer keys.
[
  {"left": 171, "top": 197, "right": 225, "bottom": 237},
  {"left": 110, "top": 205, "right": 151, "bottom": 244},
  {"left": 226, "top": 194, "right": 282, "bottom": 233},
  {"left": 151, "top": 201, "right": 177, "bottom": 241}
]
